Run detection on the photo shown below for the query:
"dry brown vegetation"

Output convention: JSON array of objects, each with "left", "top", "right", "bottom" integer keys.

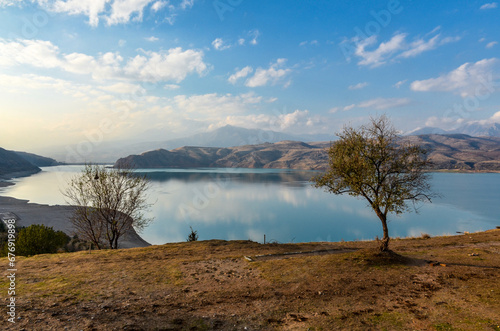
[{"left": 2, "top": 230, "right": 500, "bottom": 330}]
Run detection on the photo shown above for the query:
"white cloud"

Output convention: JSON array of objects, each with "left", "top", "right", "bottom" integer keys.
[
  {"left": 180, "top": 0, "right": 194, "bottom": 10},
  {"left": 357, "top": 97, "right": 411, "bottom": 110},
  {"left": 212, "top": 38, "right": 230, "bottom": 51},
  {"left": 0, "top": 73, "right": 85, "bottom": 95},
  {"left": 151, "top": 0, "right": 166, "bottom": 11},
  {"left": 399, "top": 34, "right": 441, "bottom": 58},
  {"left": 355, "top": 34, "right": 406, "bottom": 67},
  {"left": 424, "top": 116, "right": 466, "bottom": 130},
  {"left": 393, "top": 79, "right": 407, "bottom": 88},
  {"left": 164, "top": 84, "right": 180, "bottom": 90},
  {"left": 51, "top": 0, "right": 110, "bottom": 27},
  {"left": 173, "top": 92, "right": 262, "bottom": 119},
  {"left": 348, "top": 82, "right": 368, "bottom": 90},
  {"left": 343, "top": 104, "right": 356, "bottom": 111},
  {"left": 245, "top": 59, "right": 291, "bottom": 88},
  {"left": 410, "top": 58, "right": 499, "bottom": 97},
  {"left": 145, "top": 36, "right": 159, "bottom": 42},
  {"left": 0, "top": 38, "right": 208, "bottom": 83},
  {"left": 0, "top": 38, "right": 62, "bottom": 68},
  {"left": 237, "top": 38, "right": 245, "bottom": 46},
  {"left": 228, "top": 66, "right": 253, "bottom": 84},
  {"left": 106, "top": 0, "right": 153, "bottom": 25},
  {"left": 2, "top": 0, "right": 195, "bottom": 27},
  {"left": 352, "top": 31, "right": 460, "bottom": 67},
  {"left": 480, "top": 2, "right": 498, "bottom": 9},
  {"left": 490, "top": 111, "right": 500, "bottom": 122},
  {"left": 486, "top": 41, "right": 498, "bottom": 48},
  {"left": 249, "top": 29, "right": 260, "bottom": 45},
  {"left": 299, "top": 40, "right": 319, "bottom": 47},
  {"left": 123, "top": 48, "right": 207, "bottom": 82},
  {"left": 221, "top": 109, "right": 321, "bottom": 133},
  {"left": 99, "top": 82, "right": 144, "bottom": 94}
]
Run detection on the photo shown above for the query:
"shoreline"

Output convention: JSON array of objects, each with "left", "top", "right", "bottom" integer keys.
[{"left": 0, "top": 178, "right": 150, "bottom": 249}]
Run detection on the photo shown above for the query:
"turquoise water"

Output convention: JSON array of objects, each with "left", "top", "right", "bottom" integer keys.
[{"left": 1, "top": 166, "right": 499, "bottom": 245}]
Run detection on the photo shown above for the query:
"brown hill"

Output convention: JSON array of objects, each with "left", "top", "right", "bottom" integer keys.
[
  {"left": 115, "top": 141, "right": 329, "bottom": 170},
  {"left": 404, "top": 134, "right": 500, "bottom": 171},
  {"left": 114, "top": 135, "right": 500, "bottom": 171}
]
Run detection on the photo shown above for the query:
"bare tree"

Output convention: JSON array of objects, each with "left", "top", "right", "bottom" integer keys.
[
  {"left": 63, "top": 163, "right": 152, "bottom": 249},
  {"left": 313, "top": 115, "right": 435, "bottom": 251}
]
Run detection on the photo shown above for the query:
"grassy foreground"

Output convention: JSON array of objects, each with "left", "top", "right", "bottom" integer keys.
[{"left": 2, "top": 230, "right": 500, "bottom": 330}]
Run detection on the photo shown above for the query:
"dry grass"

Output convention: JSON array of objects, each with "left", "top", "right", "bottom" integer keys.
[{"left": 1, "top": 231, "right": 500, "bottom": 330}]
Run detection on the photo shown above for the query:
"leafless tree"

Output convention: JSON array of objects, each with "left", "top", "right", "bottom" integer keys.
[{"left": 63, "top": 163, "right": 152, "bottom": 249}]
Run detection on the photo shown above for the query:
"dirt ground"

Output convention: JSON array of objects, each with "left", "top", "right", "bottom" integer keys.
[{"left": 2, "top": 230, "right": 500, "bottom": 330}]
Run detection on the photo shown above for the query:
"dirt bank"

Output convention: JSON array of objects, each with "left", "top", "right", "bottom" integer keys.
[{"left": 0, "top": 195, "right": 150, "bottom": 249}]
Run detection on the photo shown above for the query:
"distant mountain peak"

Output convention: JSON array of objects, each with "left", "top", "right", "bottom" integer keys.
[{"left": 407, "top": 122, "right": 500, "bottom": 138}]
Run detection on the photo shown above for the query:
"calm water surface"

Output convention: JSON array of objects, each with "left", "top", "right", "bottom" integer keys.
[{"left": 1, "top": 166, "right": 499, "bottom": 245}]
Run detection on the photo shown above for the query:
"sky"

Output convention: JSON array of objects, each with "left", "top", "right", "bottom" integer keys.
[{"left": 0, "top": 0, "right": 499, "bottom": 155}]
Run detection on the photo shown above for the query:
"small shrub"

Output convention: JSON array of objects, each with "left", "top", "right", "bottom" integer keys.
[
  {"left": 187, "top": 226, "right": 198, "bottom": 242},
  {"left": 420, "top": 233, "right": 431, "bottom": 239},
  {"left": 15, "top": 224, "right": 70, "bottom": 256}
]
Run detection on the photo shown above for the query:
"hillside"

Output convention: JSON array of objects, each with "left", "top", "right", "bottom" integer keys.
[
  {"left": 6, "top": 230, "right": 500, "bottom": 330},
  {"left": 115, "top": 134, "right": 500, "bottom": 171},
  {"left": 115, "top": 141, "right": 330, "bottom": 170},
  {"left": 404, "top": 134, "right": 500, "bottom": 171},
  {"left": 0, "top": 147, "right": 41, "bottom": 178},
  {"left": 14, "top": 151, "right": 61, "bottom": 167}
]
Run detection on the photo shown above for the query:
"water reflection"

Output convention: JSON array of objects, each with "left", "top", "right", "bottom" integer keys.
[
  {"left": 1, "top": 167, "right": 499, "bottom": 245},
  {"left": 137, "top": 168, "right": 315, "bottom": 187}
]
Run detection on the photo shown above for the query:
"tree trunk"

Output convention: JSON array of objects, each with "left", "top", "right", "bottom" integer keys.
[{"left": 374, "top": 208, "right": 390, "bottom": 252}]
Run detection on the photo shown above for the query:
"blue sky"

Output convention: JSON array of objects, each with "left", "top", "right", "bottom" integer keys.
[{"left": 0, "top": 0, "right": 499, "bottom": 154}]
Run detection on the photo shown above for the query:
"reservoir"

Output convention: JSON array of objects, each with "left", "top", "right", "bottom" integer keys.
[{"left": 1, "top": 166, "right": 499, "bottom": 245}]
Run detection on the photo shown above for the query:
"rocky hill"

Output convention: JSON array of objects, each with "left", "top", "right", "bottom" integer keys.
[
  {"left": 115, "top": 141, "right": 329, "bottom": 170},
  {"left": 115, "top": 134, "right": 500, "bottom": 171},
  {"left": 0, "top": 147, "right": 41, "bottom": 178},
  {"left": 404, "top": 134, "right": 500, "bottom": 171}
]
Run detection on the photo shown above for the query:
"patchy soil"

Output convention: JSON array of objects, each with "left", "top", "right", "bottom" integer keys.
[{"left": 2, "top": 230, "right": 500, "bottom": 330}]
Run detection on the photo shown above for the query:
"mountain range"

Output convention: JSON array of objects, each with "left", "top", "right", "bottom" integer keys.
[
  {"left": 38, "top": 123, "right": 500, "bottom": 163},
  {"left": 39, "top": 125, "right": 335, "bottom": 163},
  {"left": 115, "top": 134, "right": 500, "bottom": 172},
  {"left": 407, "top": 122, "right": 500, "bottom": 137},
  {"left": 115, "top": 141, "right": 330, "bottom": 170}
]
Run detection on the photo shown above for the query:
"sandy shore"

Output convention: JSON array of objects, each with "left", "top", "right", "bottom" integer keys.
[{"left": 0, "top": 181, "right": 150, "bottom": 249}]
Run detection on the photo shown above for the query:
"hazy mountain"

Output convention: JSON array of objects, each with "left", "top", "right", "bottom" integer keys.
[
  {"left": 406, "top": 127, "right": 449, "bottom": 135},
  {"left": 0, "top": 147, "right": 41, "bottom": 178},
  {"left": 407, "top": 122, "right": 500, "bottom": 138},
  {"left": 15, "top": 151, "right": 62, "bottom": 167},
  {"left": 116, "top": 134, "right": 500, "bottom": 171},
  {"left": 128, "top": 125, "right": 334, "bottom": 152},
  {"left": 42, "top": 125, "right": 335, "bottom": 163},
  {"left": 457, "top": 122, "right": 500, "bottom": 137}
]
